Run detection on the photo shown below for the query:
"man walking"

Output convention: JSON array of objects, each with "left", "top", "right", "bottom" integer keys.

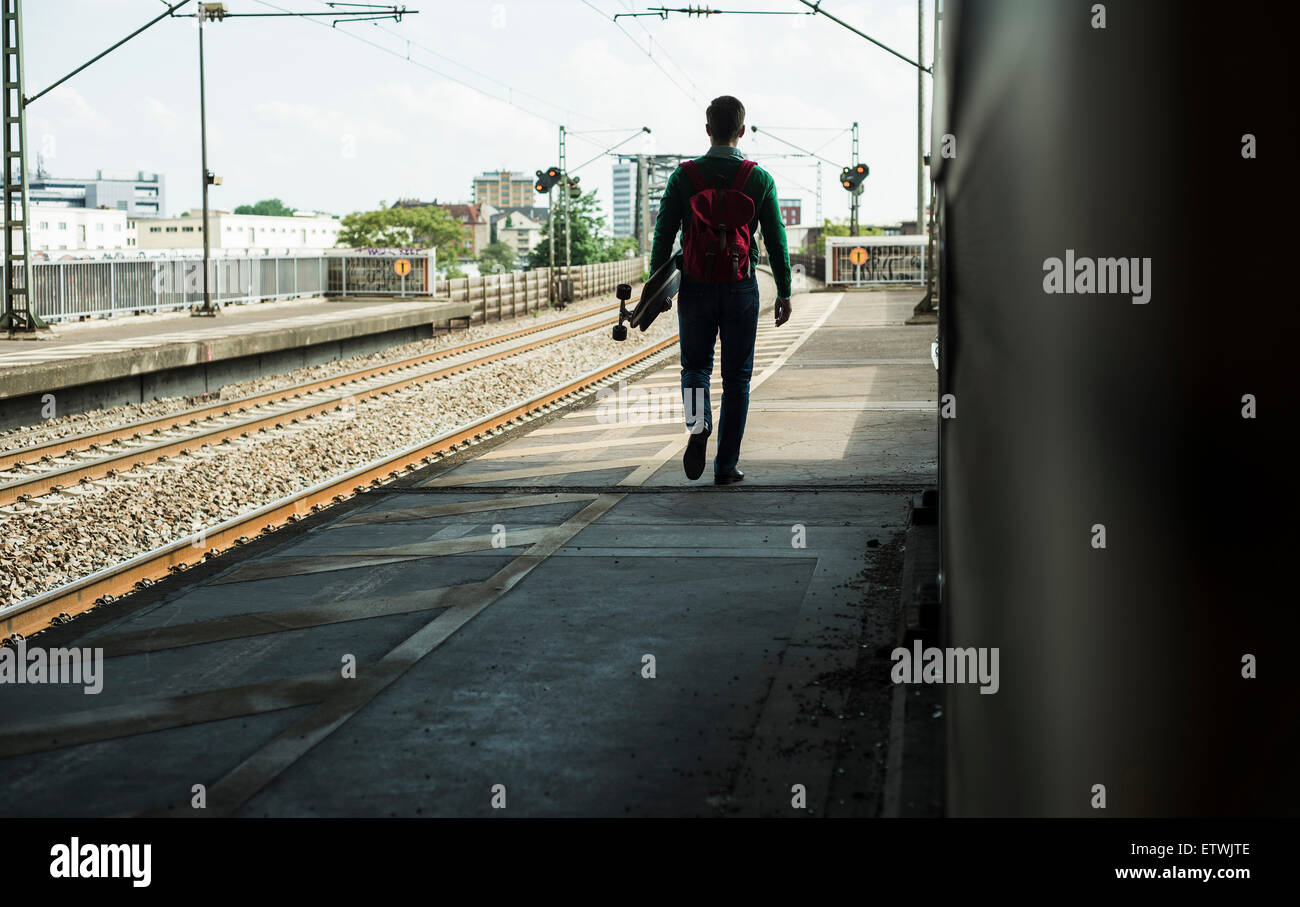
[{"left": 649, "top": 95, "right": 793, "bottom": 485}]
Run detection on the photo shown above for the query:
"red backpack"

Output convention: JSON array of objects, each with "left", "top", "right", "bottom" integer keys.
[{"left": 679, "top": 158, "right": 757, "bottom": 282}]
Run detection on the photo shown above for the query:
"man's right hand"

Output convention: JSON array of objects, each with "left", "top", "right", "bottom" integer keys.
[{"left": 774, "top": 297, "right": 792, "bottom": 327}]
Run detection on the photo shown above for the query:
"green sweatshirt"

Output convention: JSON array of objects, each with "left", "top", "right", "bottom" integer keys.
[{"left": 649, "top": 145, "right": 793, "bottom": 299}]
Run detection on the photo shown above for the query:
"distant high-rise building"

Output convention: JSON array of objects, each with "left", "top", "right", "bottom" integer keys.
[
  {"left": 28, "top": 169, "right": 165, "bottom": 217},
  {"left": 611, "top": 162, "right": 635, "bottom": 238},
  {"left": 778, "top": 198, "right": 802, "bottom": 227},
  {"left": 473, "top": 171, "right": 537, "bottom": 209}
]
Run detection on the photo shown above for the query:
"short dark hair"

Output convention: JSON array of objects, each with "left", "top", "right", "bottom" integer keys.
[{"left": 706, "top": 96, "right": 745, "bottom": 142}]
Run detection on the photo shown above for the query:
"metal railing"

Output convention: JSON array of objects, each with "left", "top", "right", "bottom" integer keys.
[
  {"left": 436, "top": 257, "right": 647, "bottom": 325},
  {"left": 5, "top": 254, "right": 436, "bottom": 323},
  {"left": 789, "top": 251, "right": 826, "bottom": 284},
  {"left": 5, "top": 252, "right": 645, "bottom": 324},
  {"left": 826, "top": 235, "right": 926, "bottom": 286},
  {"left": 327, "top": 254, "right": 433, "bottom": 297}
]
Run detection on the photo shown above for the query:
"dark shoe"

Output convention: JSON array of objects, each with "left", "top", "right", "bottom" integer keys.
[
  {"left": 683, "top": 425, "right": 711, "bottom": 480},
  {"left": 714, "top": 468, "right": 745, "bottom": 486}
]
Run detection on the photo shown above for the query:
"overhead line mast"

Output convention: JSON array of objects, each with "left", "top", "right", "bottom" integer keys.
[{"left": 2, "top": 1, "right": 415, "bottom": 332}]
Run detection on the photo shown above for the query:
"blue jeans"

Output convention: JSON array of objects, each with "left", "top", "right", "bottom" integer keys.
[{"left": 676, "top": 273, "right": 759, "bottom": 474}]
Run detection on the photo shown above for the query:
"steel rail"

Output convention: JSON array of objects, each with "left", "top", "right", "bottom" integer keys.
[
  {"left": 0, "top": 301, "right": 624, "bottom": 472},
  {"left": 0, "top": 310, "right": 629, "bottom": 506},
  {"left": 0, "top": 334, "right": 678, "bottom": 637}
]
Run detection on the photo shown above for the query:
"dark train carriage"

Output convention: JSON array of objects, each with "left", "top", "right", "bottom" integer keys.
[{"left": 932, "top": 0, "right": 1299, "bottom": 816}]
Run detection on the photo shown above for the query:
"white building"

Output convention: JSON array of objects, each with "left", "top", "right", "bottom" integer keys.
[
  {"left": 137, "top": 210, "right": 340, "bottom": 253},
  {"left": 29, "top": 205, "right": 136, "bottom": 252},
  {"left": 492, "top": 207, "right": 546, "bottom": 258},
  {"left": 784, "top": 224, "right": 813, "bottom": 251}
]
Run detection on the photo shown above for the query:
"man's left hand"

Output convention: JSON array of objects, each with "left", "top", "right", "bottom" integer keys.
[{"left": 774, "top": 297, "right": 792, "bottom": 327}]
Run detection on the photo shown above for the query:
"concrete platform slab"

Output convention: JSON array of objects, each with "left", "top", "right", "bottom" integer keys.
[
  {"left": 0, "top": 286, "right": 938, "bottom": 818},
  {"left": 0, "top": 296, "right": 473, "bottom": 430}
]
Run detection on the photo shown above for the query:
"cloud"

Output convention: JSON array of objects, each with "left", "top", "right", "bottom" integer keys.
[
  {"left": 34, "top": 86, "right": 116, "bottom": 138},
  {"left": 252, "top": 100, "right": 407, "bottom": 146},
  {"left": 143, "top": 98, "right": 184, "bottom": 136},
  {"left": 22, "top": 0, "right": 934, "bottom": 223}
]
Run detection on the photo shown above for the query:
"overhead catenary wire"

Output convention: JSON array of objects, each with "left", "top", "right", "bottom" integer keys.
[
  {"left": 628, "top": 1, "right": 930, "bottom": 74},
  {"left": 756, "top": 157, "right": 827, "bottom": 217},
  {"left": 762, "top": 167, "right": 818, "bottom": 198},
  {"left": 569, "top": 128, "right": 651, "bottom": 174},
  {"left": 619, "top": 5, "right": 814, "bottom": 16},
  {"left": 751, "top": 125, "right": 850, "bottom": 159},
  {"left": 794, "top": 0, "right": 930, "bottom": 74},
  {"left": 748, "top": 126, "right": 840, "bottom": 168},
  {"left": 750, "top": 126, "right": 845, "bottom": 132},
  {"left": 617, "top": 0, "right": 702, "bottom": 102},
  {"left": 246, "top": 0, "right": 605, "bottom": 136},
  {"left": 811, "top": 127, "right": 851, "bottom": 155},
  {"left": 580, "top": 0, "right": 698, "bottom": 106},
  {"left": 360, "top": 20, "right": 611, "bottom": 129},
  {"left": 26, "top": 0, "right": 195, "bottom": 105}
]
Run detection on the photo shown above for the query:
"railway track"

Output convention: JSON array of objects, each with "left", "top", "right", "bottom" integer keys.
[
  {"left": 0, "top": 302, "right": 624, "bottom": 508},
  {"left": 0, "top": 327, "right": 679, "bottom": 639}
]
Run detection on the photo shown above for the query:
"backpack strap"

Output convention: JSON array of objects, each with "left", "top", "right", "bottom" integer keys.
[
  {"left": 730, "top": 159, "right": 757, "bottom": 191},
  {"left": 679, "top": 160, "right": 709, "bottom": 193}
]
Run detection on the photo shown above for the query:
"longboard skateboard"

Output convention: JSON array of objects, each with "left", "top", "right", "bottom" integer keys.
[{"left": 613, "top": 257, "right": 680, "bottom": 341}]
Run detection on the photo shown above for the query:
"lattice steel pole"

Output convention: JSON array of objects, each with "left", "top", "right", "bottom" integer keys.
[
  {"left": 1, "top": 0, "right": 43, "bottom": 333},
  {"left": 547, "top": 185, "right": 555, "bottom": 306},
  {"left": 560, "top": 125, "right": 571, "bottom": 306},
  {"left": 816, "top": 159, "right": 822, "bottom": 229},
  {"left": 637, "top": 154, "right": 650, "bottom": 256}
]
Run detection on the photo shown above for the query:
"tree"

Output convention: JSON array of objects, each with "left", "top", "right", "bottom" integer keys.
[
  {"left": 529, "top": 190, "right": 645, "bottom": 268},
  {"left": 234, "top": 198, "right": 296, "bottom": 217},
  {"left": 605, "top": 236, "right": 640, "bottom": 262},
  {"left": 810, "top": 219, "right": 881, "bottom": 256},
  {"left": 478, "top": 240, "right": 518, "bottom": 274},
  {"left": 528, "top": 190, "right": 607, "bottom": 268},
  {"left": 812, "top": 219, "right": 850, "bottom": 257},
  {"left": 338, "top": 206, "right": 466, "bottom": 264}
]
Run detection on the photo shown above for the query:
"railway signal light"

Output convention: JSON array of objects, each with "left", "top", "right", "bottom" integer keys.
[
  {"left": 535, "top": 166, "right": 561, "bottom": 193},
  {"left": 567, "top": 175, "right": 581, "bottom": 199},
  {"left": 840, "top": 163, "right": 869, "bottom": 191}
]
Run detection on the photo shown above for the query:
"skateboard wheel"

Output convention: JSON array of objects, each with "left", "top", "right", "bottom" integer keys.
[
  {"left": 612, "top": 324, "right": 628, "bottom": 341},
  {"left": 616, "top": 283, "right": 632, "bottom": 301}
]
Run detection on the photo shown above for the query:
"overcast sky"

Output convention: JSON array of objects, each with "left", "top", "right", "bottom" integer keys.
[{"left": 26, "top": 0, "right": 935, "bottom": 230}]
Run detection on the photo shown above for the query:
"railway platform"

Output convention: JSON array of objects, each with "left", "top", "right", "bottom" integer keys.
[
  {"left": 0, "top": 282, "right": 940, "bottom": 817},
  {"left": 0, "top": 296, "right": 472, "bottom": 431}
]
